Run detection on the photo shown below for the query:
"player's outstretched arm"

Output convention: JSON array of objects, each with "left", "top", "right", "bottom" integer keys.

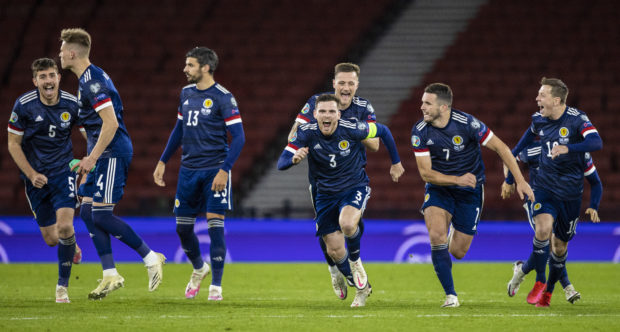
[
  {"left": 7, "top": 132, "right": 47, "bottom": 188},
  {"left": 485, "top": 134, "right": 534, "bottom": 201}
]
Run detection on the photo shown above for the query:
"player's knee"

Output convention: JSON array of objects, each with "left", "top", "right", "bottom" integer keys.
[
  {"left": 449, "top": 247, "right": 467, "bottom": 260},
  {"left": 534, "top": 227, "right": 552, "bottom": 241},
  {"left": 176, "top": 223, "right": 194, "bottom": 237},
  {"left": 56, "top": 223, "right": 74, "bottom": 238},
  {"left": 43, "top": 234, "right": 58, "bottom": 247},
  {"left": 328, "top": 246, "right": 346, "bottom": 261},
  {"left": 428, "top": 231, "right": 447, "bottom": 245}
]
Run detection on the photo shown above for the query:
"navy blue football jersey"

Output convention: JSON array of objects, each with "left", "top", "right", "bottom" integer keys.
[
  {"left": 177, "top": 83, "right": 242, "bottom": 170},
  {"left": 296, "top": 93, "right": 376, "bottom": 186},
  {"left": 296, "top": 93, "right": 376, "bottom": 124},
  {"left": 8, "top": 89, "right": 80, "bottom": 177},
  {"left": 529, "top": 107, "right": 598, "bottom": 200},
  {"left": 287, "top": 119, "right": 372, "bottom": 194},
  {"left": 518, "top": 141, "right": 596, "bottom": 187},
  {"left": 411, "top": 109, "right": 493, "bottom": 189},
  {"left": 77, "top": 64, "right": 132, "bottom": 158}
]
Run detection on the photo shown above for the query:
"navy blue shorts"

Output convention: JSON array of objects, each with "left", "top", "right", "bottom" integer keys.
[
  {"left": 421, "top": 184, "right": 484, "bottom": 235},
  {"left": 78, "top": 157, "right": 131, "bottom": 204},
  {"left": 531, "top": 188, "right": 581, "bottom": 242},
  {"left": 25, "top": 171, "right": 78, "bottom": 227},
  {"left": 174, "top": 168, "right": 232, "bottom": 217},
  {"left": 314, "top": 185, "right": 371, "bottom": 236}
]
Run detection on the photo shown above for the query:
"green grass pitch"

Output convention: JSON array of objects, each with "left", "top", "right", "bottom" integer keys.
[{"left": 1, "top": 263, "right": 619, "bottom": 331}]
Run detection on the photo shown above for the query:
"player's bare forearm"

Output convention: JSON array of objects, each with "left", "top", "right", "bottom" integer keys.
[
  {"left": 88, "top": 106, "right": 118, "bottom": 161},
  {"left": 415, "top": 156, "right": 466, "bottom": 186},
  {"left": 487, "top": 135, "right": 526, "bottom": 184},
  {"left": 7, "top": 134, "right": 38, "bottom": 180},
  {"left": 153, "top": 161, "right": 166, "bottom": 187},
  {"left": 362, "top": 137, "right": 380, "bottom": 152}
]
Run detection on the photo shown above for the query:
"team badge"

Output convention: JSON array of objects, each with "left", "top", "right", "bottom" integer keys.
[
  {"left": 289, "top": 131, "right": 297, "bottom": 142},
  {"left": 424, "top": 193, "right": 430, "bottom": 202},
  {"left": 534, "top": 203, "right": 541, "bottom": 211},
  {"left": 452, "top": 135, "right": 464, "bottom": 151},
  {"left": 301, "top": 103, "right": 310, "bottom": 114},
  {"left": 203, "top": 98, "right": 213, "bottom": 108},
  {"left": 89, "top": 82, "right": 101, "bottom": 94},
  {"left": 338, "top": 140, "right": 350, "bottom": 150},
  {"left": 411, "top": 135, "right": 421, "bottom": 147},
  {"left": 9, "top": 112, "right": 18, "bottom": 123},
  {"left": 60, "top": 111, "right": 71, "bottom": 122},
  {"left": 559, "top": 127, "right": 569, "bottom": 137},
  {"left": 175, "top": 199, "right": 180, "bottom": 208}
]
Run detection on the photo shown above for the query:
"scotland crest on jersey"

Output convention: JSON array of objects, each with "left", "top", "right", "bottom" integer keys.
[{"left": 338, "top": 140, "right": 351, "bottom": 156}]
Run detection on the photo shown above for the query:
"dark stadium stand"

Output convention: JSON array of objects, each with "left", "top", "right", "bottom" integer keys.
[
  {"left": 2, "top": 0, "right": 618, "bottom": 219},
  {"left": 0, "top": 0, "right": 395, "bottom": 215},
  {"left": 365, "top": 0, "right": 620, "bottom": 219}
]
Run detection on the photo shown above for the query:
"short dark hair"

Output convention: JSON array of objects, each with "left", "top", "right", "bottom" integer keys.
[
  {"left": 186, "top": 47, "right": 218, "bottom": 75},
  {"left": 335, "top": 62, "right": 360, "bottom": 77},
  {"left": 424, "top": 83, "right": 453, "bottom": 106},
  {"left": 31, "top": 58, "right": 58, "bottom": 77},
  {"left": 315, "top": 94, "right": 340, "bottom": 108},
  {"left": 540, "top": 77, "right": 569, "bottom": 104},
  {"left": 60, "top": 28, "right": 91, "bottom": 57}
]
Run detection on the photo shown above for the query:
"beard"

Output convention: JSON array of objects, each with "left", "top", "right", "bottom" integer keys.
[{"left": 187, "top": 72, "right": 202, "bottom": 83}]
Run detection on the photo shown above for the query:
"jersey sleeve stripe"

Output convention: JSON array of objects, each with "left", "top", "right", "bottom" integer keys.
[
  {"left": 285, "top": 143, "right": 298, "bottom": 154},
  {"left": 93, "top": 98, "right": 112, "bottom": 112},
  {"left": 480, "top": 130, "right": 494, "bottom": 146},
  {"left": 413, "top": 147, "right": 429, "bottom": 157},
  {"left": 225, "top": 115, "right": 242, "bottom": 126},
  {"left": 79, "top": 126, "right": 85, "bottom": 132},
  {"left": 584, "top": 164, "right": 596, "bottom": 176},
  {"left": 296, "top": 114, "right": 310, "bottom": 124},
  {"left": 177, "top": 112, "right": 183, "bottom": 120},
  {"left": 7, "top": 124, "right": 24, "bottom": 135},
  {"left": 581, "top": 127, "right": 598, "bottom": 137}
]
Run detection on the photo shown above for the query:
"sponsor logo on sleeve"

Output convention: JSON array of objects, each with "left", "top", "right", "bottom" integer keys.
[
  {"left": 412, "top": 135, "right": 420, "bottom": 147},
  {"left": 301, "top": 103, "right": 310, "bottom": 114},
  {"left": 90, "top": 82, "right": 101, "bottom": 94}
]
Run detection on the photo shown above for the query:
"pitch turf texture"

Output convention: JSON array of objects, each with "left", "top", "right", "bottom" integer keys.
[{"left": 1, "top": 263, "right": 618, "bottom": 331}]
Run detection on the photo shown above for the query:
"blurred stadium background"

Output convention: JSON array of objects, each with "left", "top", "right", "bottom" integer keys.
[{"left": 1, "top": 0, "right": 619, "bottom": 221}]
